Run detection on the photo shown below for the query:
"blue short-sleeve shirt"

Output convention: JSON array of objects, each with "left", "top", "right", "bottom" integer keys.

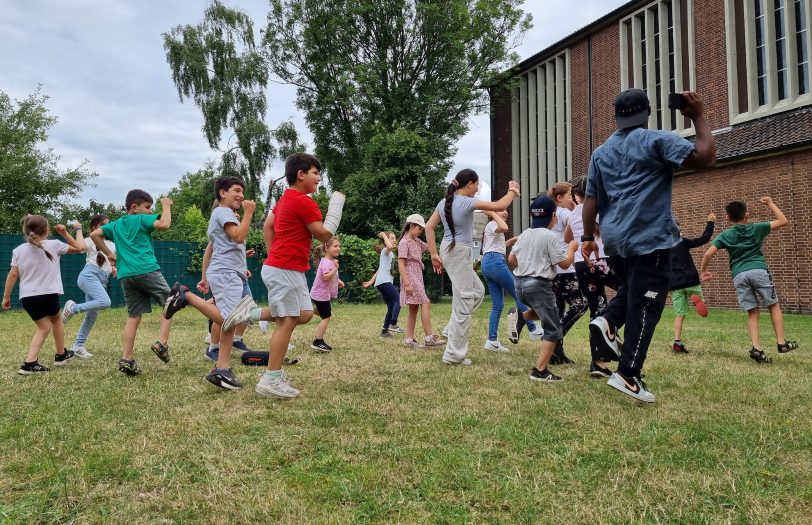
[{"left": 585, "top": 127, "right": 694, "bottom": 257}]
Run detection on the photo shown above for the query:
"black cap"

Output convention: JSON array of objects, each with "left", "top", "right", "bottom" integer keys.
[{"left": 614, "top": 88, "right": 651, "bottom": 129}]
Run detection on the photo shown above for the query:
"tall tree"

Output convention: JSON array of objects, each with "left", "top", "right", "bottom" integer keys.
[
  {"left": 0, "top": 88, "right": 96, "bottom": 233},
  {"left": 264, "top": 0, "right": 531, "bottom": 187},
  {"left": 163, "top": 1, "right": 274, "bottom": 198}
]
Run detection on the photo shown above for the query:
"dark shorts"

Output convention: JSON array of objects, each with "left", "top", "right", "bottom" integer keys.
[
  {"left": 120, "top": 270, "right": 171, "bottom": 317},
  {"left": 21, "top": 294, "right": 60, "bottom": 321},
  {"left": 514, "top": 276, "right": 563, "bottom": 342},
  {"left": 313, "top": 299, "right": 332, "bottom": 319}
]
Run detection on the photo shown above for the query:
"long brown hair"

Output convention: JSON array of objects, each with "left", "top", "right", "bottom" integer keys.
[
  {"left": 444, "top": 169, "right": 479, "bottom": 250},
  {"left": 90, "top": 214, "right": 109, "bottom": 266},
  {"left": 21, "top": 214, "right": 53, "bottom": 261}
]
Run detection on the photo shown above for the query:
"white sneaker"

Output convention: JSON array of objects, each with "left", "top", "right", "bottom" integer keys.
[
  {"left": 607, "top": 372, "right": 655, "bottom": 403},
  {"left": 529, "top": 326, "right": 544, "bottom": 341},
  {"left": 72, "top": 345, "right": 93, "bottom": 359},
  {"left": 441, "top": 325, "right": 449, "bottom": 338},
  {"left": 222, "top": 296, "right": 258, "bottom": 331},
  {"left": 483, "top": 340, "right": 510, "bottom": 353},
  {"left": 259, "top": 320, "right": 270, "bottom": 333},
  {"left": 255, "top": 371, "right": 299, "bottom": 399},
  {"left": 506, "top": 307, "right": 519, "bottom": 343},
  {"left": 288, "top": 342, "right": 295, "bottom": 351},
  {"left": 443, "top": 357, "right": 472, "bottom": 366},
  {"left": 203, "top": 333, "right": 211, "bottom": 344},
  {"left": 61, "top": 300, "right": 77, "bottom": 323}
]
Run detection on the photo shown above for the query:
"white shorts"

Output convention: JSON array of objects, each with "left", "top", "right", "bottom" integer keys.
[
  {"left": 206, "top": 271, "right": 247, "bottom": 318},
  {"left": 261, "top": 265, "right": 312, "bottom": 318}
]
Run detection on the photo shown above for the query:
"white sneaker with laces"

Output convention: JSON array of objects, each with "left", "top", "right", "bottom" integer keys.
[
  {"left": 61, "top": 300, "right": 77, "bottom": 323},
  {"left": 255, "top": 371, "right": 299, "bottom": 399},
  {"left": 483, "top": 340, "right": 510, "bottom": 353},
  {"left": 71, "top": 345, "right": 94, "bottom": 359},
  {"left": 607, "top": 372, "right": 655, "bottom": 403},
  {"left": 222, "top": 296, "right": 258, "bottom": 331}
]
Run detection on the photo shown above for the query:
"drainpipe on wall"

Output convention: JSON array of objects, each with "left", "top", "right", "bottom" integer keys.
[{"left": 588, "top": 35, "right": 594, "bottom": 153}]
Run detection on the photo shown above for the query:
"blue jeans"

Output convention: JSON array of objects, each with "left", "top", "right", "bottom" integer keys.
[
  {"left": 481, "top": 252, "right": 536, "bottom": 341},
  {"left": 376, "top": 282, "right": 401, "bottom": 329},
  {"left": 73, "top": 265, "right": 111, "bottom": 347}
]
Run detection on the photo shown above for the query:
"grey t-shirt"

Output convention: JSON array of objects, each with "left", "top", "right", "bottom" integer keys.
[
  {"left": 207, "top": 206, "right": 247, "bottom": 277},
  {"left": 435, "top": 195, "right": 478, "bottom": 245},
  {"left": 511, "top": 227, "right": 566, "bottom": 280},
  {"left": 586, "top": 127, "right": 694, "bottom": 257}
]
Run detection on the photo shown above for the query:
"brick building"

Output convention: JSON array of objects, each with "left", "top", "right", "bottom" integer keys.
[{"left": 490, "top": 0, "right": 812, "bottom": 312}]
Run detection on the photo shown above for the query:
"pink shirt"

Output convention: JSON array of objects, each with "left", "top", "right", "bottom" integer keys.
[{"left": 310, "top": 257, "right": 339, "bottom": 301}]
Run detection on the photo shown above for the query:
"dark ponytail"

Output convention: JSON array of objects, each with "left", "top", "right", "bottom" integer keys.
[
  {"left": 21, "top": 214, "right": 54, "bottom": 261},
  {"left": 90, "top": 214, "right": 109, "bottom": 266},
  {"left": 444, "top": 169, "right": 479, "bottom": 250}
]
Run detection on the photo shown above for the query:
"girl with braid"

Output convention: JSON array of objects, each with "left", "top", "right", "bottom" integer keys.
[
  {"left": 3, "top": 215, "right": 85, "bottom": 374},
  {"left": 425, "top": 169, "right": 521, "bottom": 366}
]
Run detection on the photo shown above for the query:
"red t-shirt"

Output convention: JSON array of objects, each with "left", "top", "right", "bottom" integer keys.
[{"left": 264, "top": 188, "right": 323, "bottom": 272}]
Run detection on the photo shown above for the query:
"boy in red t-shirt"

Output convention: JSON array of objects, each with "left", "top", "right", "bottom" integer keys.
[{"left": 229, "top": 152, "right": 343, "bottom": 399}]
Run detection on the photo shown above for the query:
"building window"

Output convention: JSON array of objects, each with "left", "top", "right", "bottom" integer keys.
[
  {"left": 726, "top": 0, "right": 812, "bottom": 122},
  {"left": 510, "top": 51, "right": 571, "bottom": 232},
  {"left": 620, "top": 0, "right": 695, "bottom": 134}
]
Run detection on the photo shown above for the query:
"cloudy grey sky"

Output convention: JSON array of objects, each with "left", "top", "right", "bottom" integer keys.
[{"left": 0, "top": 0, "right": 627, "bottom": 205}]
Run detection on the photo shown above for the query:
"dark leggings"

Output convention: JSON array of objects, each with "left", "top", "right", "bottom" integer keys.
[
  {"left": 553, "top": 273, "right": 587, "bottom": 335},
  {"left": 376, "top": 282, "right": 401, "bottom": 329},
  {"left": 574, "top": 259, "right": 620, "bottom": 319}
]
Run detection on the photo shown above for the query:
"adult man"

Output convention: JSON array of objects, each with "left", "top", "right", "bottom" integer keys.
[{"left": 581, "top": 89, "right": 716, "bottom": 402}]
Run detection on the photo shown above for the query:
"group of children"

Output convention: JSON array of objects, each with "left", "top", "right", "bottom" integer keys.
[{"left": 2, "top": 147, "right": 800, "bottom": 401}]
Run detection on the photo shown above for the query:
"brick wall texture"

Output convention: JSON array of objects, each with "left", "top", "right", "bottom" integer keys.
[{"left": 491, "top": 0, "right": 812, "bottom": 312}]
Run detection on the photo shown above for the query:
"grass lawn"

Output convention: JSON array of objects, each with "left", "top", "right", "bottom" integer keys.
[{"left": 0, "top": 299, "right": 809, "bottom": 524}]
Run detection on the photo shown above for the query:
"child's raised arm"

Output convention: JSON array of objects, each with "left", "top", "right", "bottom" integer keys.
[
  {"left": 55, "top": 223, "right": 84, "bottom": 254},
  {"left": 761, "top": 197, "right": 788, "bottom": 230},
  {"left": 379, "top": 232, "right": 395, "bottom": 253},
  {"left": 2, "top": 266, "right": 19, "bottom": 310},
  {"left": 306, "top": 221, "right": 337, "bottom": 243},
  {"left": 474, "top": 181, "right": 521, "bottom": 212},
  {"left": 699, "top": 245, "right": 719, "bottom": 282},
  {"left": 154, "top": 197, "right": 173, "bottom": 231}
]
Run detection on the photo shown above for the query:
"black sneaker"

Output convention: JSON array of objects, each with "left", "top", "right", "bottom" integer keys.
[
  {"left": 54, "top": 349, "right": 75, "bottom": 366},
  {"left": 777, "top": 340, "right": 799, "bottom": 353},
  {"left": 529, "top": 367, "right": 563, "bottom": 382},
  {"left": 150, "top": 340, "right": 171, "bottom": 363},
  {"left": 749, "top": 347, "right": 773, "bottom": 363},
  {"left": 549, "top": 341, "right": 574, "bottom": 365},
  {"left": 311, "top": 339, "right": 332, "bottom": 352},
  {"left": 380, "top": 330, "right": 393, "bottom": 338},
  {"left": 163, "top": 282, "right": 189, "bottom": 320},
  {"left": 589, "top": 361, "right": 612, "bottom": 378},
  {"left": 206, "top": 368, "right": 243, "bottom": 390},
  {"left": 118, "top": 358, "right": 142, "bottom": 376},
  {"left": 19, "top": 361, "right": 50, "bottom": 375}
]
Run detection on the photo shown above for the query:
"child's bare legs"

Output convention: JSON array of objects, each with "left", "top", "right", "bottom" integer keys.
[
  {"left": 420, "top": 303, "right": 434, "bottom": 337},
  {"left": 406, "top": 305, "right": 418, "bottom": 340},
  {"left": 50, "top": 314, "right": 65, "bottom": 354},
  {"left": 674, "top": 315, "right": 685, "bottom": 341},
  {"left": 25, "top": 317, "right": 53, "bottom": 363},
  {"left": 768, "top": 303, "right": 786, "bottom": 344},
  {"left": 267, "top": 312, "right": 312, "bottom": 370},
  {"left": 747, "top": 308, "right": 760, "bottom": 348},
  {"left": 535, "top": 340, "right": 557, "bottom": 370},
  {"left": 314, "top": 315, "right": 331, "bottom": 340},
  {"left": 211, "top": 322, "right": 221, "bottom": 344},
  {"left": 216, "top": 329, "right": 235, "bottom": 369},
  {"left": 158, "top": 317, "right": 171, "bottom": 346},
  {"left": 524, "top": 309, "right": 539, "bottom": 321},
  {"left": 123, "top": 315, "right": 141, "bottom": 360}
]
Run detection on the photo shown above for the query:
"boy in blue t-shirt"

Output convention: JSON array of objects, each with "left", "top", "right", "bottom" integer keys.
[
  {"left": 699, "top": 197, "right": 799, "bottom": 363},
  {"left": 582, "top": 89, "right": 716, "bottom": 403},
  {"left": 91, "top": 189, "right": 174, "bottom": 376}
]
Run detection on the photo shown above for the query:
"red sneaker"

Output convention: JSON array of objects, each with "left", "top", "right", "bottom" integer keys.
[{"left": 690, "top": 294, "right": 708, "bottom": 317}]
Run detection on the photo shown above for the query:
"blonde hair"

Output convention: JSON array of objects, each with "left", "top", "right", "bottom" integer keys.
[
  {"left": 373, "top": 231, "right": 395, "bottom": 253},
  {"left": 313, "top": 236, "right": 339, "bottom": 260},
  {"left": 21, "top": 214, "right": 53, "bottom": 261},
  {"left": 547, "top": 182, "right": 572, "bottom": 202}
]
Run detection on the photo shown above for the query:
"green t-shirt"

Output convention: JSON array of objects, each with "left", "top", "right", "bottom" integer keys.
[
  {"left": 100, "top": 214, "right": 160, "bottom": 279},
  {"left": 711, "top": 222, "right": 771, "bottom": 277}
]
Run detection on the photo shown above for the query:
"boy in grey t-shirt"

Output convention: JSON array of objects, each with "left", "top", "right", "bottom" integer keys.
[
  {"left": 508, "top": 195, "right": 578, "bottom": 383},
  {"left": 162, "top": 176, "right": 258, "bottom": 391}
]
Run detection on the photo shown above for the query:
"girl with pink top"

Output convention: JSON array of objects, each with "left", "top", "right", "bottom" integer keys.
[
  {"left": 398, "top": 214, "right": 443, "bottom": 348},
  {"left": 309, "top": 237, "right": 344, "bottom": 352}
]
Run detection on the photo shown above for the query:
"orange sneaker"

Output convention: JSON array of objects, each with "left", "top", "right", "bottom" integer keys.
[{"left": 690, "top": 294, "right": 708, "bottom": 317}]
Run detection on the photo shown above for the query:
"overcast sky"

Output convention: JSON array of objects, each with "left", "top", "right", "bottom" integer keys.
[{"left": 0, "top": 0, "right": 627, "bottom": 205}]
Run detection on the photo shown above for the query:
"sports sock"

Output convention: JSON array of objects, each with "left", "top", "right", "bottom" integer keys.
[
  {"left": 264, "top": 369, "right": 282, "bottom": 379},
  {"left": 249, "top": 308, "right": 262, "bottom": 322}
]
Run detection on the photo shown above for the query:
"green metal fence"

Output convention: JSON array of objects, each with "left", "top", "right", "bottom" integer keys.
[{"left": 0, "top": 235, "right": 318, "bottom": 309}]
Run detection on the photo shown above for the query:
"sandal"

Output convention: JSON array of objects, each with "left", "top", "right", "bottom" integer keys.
[
  {"left": 749, "top": 347, "right": 773, "bottom": 364},
  {"left": 777, "top": 340, "right": 799, "bottom": 353}
]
